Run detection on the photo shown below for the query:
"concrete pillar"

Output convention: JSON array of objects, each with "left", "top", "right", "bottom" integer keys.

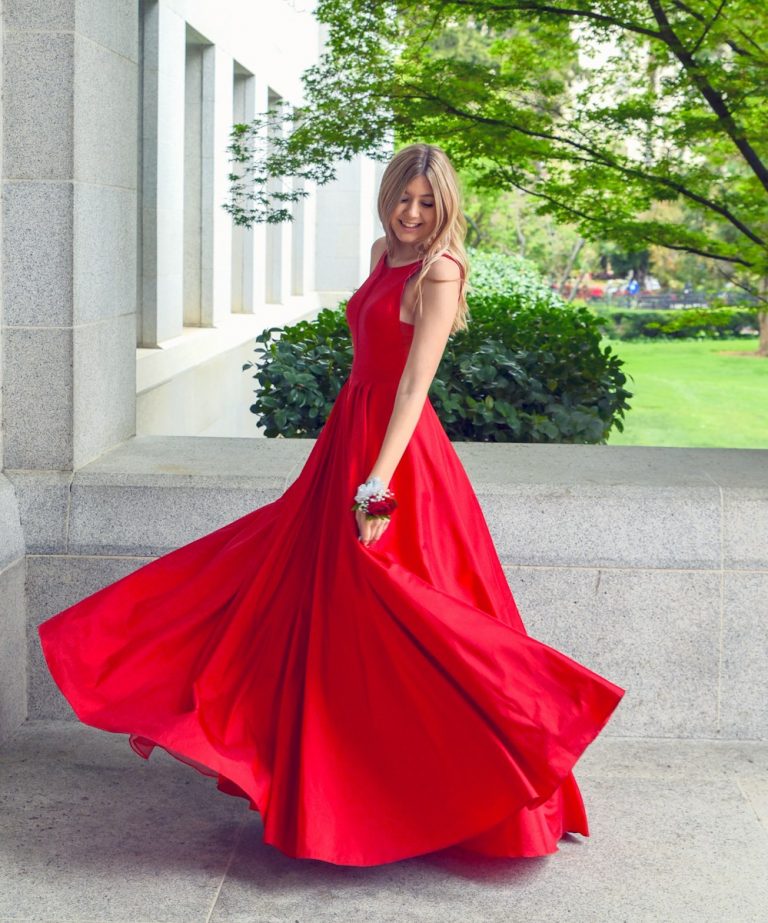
[
  {"left": 183, "top": 29, "right": 205, "bottom": 327},
  {"left": 231, "top": 68, "right": 256, "bottom": 313},
  {"left": 250, "top": 79, "right": 269, "bottom": 309},
  {"left": 314, "top": 155, "right": 380, "bottom": 295},
  {"left": 2, "top": 0, "right": 138, "bottom": 471},
  {"left": 288, "top": 175, "right": 317, "bottom": 299},
  {"left": 140, "top": 0, "right": 185, "bottom": 345},
  {"left": 202, "top": 43, "right": 233, "bottom": 327}
]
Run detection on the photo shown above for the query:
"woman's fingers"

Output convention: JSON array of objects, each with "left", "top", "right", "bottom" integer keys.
[
  {"left": 355, "top": 510, "right": 390, "bottom": 545},
  {"left": 355, "top": 510, "right": 374, "bottom": 543}
]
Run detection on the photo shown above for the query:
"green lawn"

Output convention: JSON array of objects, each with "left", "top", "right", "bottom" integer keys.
[{"left": 602, "top": 337, "right": 768, "bottom": 448}]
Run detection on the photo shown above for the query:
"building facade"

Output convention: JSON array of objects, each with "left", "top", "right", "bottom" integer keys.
[
  {"left": 2, "top": 0, "right": 384, "bottom": 459},
  {"left": 1, "top": 0, "right": 766, "bottom": 749},
  {"left": 134, "top": 0, "right": 385, "bottom": 438},
  {"left": 0, "top": 0, "right": 386, "bottom": 735}
]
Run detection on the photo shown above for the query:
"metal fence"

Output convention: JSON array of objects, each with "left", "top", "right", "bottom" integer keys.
[{"left": 593, "top": 291, "right": 760, "bottom": 310}]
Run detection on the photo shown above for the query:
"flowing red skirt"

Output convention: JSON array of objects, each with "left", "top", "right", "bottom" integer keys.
[{"left": 38, "top": 375, "right": 625, "bottom": 865}]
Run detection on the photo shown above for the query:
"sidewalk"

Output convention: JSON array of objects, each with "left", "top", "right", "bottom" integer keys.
[{"left": 1, "top": 721, "right": 766, "bottom": 923}]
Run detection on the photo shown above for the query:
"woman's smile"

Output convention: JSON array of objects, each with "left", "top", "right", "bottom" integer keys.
[{"left": 389, "top": 174, "right": 437, "bottom": 255}]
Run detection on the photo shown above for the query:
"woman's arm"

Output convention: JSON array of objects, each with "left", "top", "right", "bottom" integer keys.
[
  {"left": 366, "top": 256, "right": 461, "bottom": 486},
  {"left": 355, "top": 254, "right": 460, "bottom": 545}
]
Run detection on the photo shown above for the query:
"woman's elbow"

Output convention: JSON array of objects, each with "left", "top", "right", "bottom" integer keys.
[{"left": 396, "top": 374, "right": 432, "bottom": 402}]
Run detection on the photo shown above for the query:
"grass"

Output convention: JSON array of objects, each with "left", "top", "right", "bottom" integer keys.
[{"left": 602, "top": 336, "right": 768, "bottom": 449}]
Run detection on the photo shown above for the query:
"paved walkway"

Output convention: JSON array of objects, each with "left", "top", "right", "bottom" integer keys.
[{"left": 1, "top": 721, "right": 766, "bottom": 922}]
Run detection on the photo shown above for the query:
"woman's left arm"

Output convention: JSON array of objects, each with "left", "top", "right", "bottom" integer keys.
[{"left": 366, "top": 257, "right": 461, "bottom": 486}]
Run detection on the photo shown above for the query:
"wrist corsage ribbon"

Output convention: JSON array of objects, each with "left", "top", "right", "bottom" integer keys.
[{"left": 351, "top": 476, "right": 398, "bottom": 520}]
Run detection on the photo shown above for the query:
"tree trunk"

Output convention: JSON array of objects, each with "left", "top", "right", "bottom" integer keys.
[
  {"left": 758, "top": 276, "right": 768, "bottom": 356},
  {"left": 514, "top": 199, "right": 526, "bottom": 257},
  {"left": 758, "top": 310, "right": 768, "bottom": 356},
  {"left": 567, "top": 270, "right": 586, "bottom": 301},
  {"left": 557, "top": 237, "right": 585, "bottom": 295},
  {"left": 464, "top": 212, "right": 481, "bottom": 249}
]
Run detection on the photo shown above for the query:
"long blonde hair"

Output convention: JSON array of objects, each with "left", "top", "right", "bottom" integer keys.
[{"left": 377, "top": 143, "right": 470, "bottom": 334}]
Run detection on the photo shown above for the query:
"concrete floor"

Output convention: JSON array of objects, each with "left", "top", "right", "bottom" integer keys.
[{"left": 0, "top": 721, "right": 766, "bottom": 923}]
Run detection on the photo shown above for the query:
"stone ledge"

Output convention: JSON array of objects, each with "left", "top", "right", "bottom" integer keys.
[
  {"left": 34, "top": 435, "right": 768, "bottom": 488},
  {"left": 6, "top": 437, "right": 767, "bottom": 567},
  {"left": 9, "top": 439, "right": 768, "bottom": 739}
]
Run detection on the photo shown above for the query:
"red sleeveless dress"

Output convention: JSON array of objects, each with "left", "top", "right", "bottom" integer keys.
[{"left": 37, "top": 251, "right": 626, "bottom": 866}]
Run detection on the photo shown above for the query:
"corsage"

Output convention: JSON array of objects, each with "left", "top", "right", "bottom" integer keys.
[{"left": 351, "top": 476, "right": 398, "bottom": 519}]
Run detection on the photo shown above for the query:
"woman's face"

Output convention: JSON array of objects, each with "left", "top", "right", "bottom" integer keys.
[{"left": 389, "top": 175, "right": 437, "bottom": 251}]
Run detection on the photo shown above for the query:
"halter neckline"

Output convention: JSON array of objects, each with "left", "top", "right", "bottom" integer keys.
[{"left": 383, "top": 253, "right": 423, "bottom": 270}]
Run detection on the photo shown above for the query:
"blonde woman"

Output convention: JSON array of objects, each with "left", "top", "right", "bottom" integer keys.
[{"left": 38, "top": 142, "right": 625, "bottom": 867}]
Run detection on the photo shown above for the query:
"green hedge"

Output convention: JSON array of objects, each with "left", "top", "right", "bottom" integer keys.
[
  {"left": 244, "top": 250, "right": 633, "bottom": 443},
  {"left": 590, "top": 305, "right": 759, "bottom": 340},
  {"left": 465, "top": 248, "right": 565, "bottom": 311},
  {"left": 244, "top": 307, "right": 353, "bottom": 438}
]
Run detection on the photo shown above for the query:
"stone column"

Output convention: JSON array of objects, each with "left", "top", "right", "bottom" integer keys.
[
  {"left": 231, "top": 68, "right": 256, "bottom": 313},
  {"left": 314, "top": 155, "right": 381, "bottom": 297},
  {"left": 2, "top": 0, "right": 139, "bottom": 471},
  {"left": 140, "top": 0, "right": 185, "bottom": 345},
  {"left": 201, "top": 42, "right": 233, "bottom": 327},
  {"left": 250, "top": 79, "right": 269, "bottom": 308}
]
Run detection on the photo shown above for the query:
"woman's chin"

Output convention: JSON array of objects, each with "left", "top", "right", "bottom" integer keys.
[{"left": 391, "top": 230, "right": 430, "bottom": 250}]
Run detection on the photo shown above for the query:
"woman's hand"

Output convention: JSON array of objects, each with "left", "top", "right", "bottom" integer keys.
[{"left": 355, "top": 509, "right": 391, "bottom": 546}]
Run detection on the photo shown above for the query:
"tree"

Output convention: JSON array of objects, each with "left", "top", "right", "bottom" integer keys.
[{"left": 225, "top": 0, "right": 768, "bottom": 352}]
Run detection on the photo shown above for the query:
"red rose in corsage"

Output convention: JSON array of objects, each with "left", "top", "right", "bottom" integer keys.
[
  {"left": 351, "top": 475, "right": 398, "bottom": 520},
  {"left": 366, "top": 497, "right": 398, "bottom": 519}
]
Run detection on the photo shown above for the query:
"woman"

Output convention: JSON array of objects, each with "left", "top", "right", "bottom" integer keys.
[{"left": 38, "top": 142, "right": 626, "bottom": 867}]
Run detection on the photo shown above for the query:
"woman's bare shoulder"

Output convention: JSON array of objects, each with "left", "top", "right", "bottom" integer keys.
[
  {"left": 424, "top": 252, "right": 462, "bottom": 282},
  {"left": 370, "top": 236, "right": 388, "bottom": 265}
]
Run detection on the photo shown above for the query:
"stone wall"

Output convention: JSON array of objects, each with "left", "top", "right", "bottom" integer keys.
[{"left": 4, "top": 436, "right": 766, "bottom": 743}]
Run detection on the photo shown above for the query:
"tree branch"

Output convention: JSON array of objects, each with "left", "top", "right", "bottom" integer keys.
[
  {"left": 671, "top": 0, "right": 768, "bottom": 59},
  {"left": 501, "top": 171, "right": 756, "bottom": 267},
  {"left": 647, "top": 0, "right": 768, "bottom": 194},
  {"left": 447, "top": 0, "right": 664, "bottom": 39},
  {"left": 714, "top": 265, "right": 768, "bottom": 306},
  {"left": 689, "top": 0, "right": 725, "bottom": 56},
  {"left": 395, "top": 86, "right": 767, "bottom": 248},
  {"left": 440, "top": 1, "right": 768, "bottom": 192}
]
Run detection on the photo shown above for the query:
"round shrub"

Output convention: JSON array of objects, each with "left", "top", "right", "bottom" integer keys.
[
  {"left": 243, "top": 307, "right": 351, "bottom": 438},
  {"left": 465, "top": 247, "right": 565, "bottom": 312},
  {"left": 434, "top": 298, "right": 631, "bottom": 442},
  {"left": 244, "top": 252, "right": 632, "bottom": 443}
]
